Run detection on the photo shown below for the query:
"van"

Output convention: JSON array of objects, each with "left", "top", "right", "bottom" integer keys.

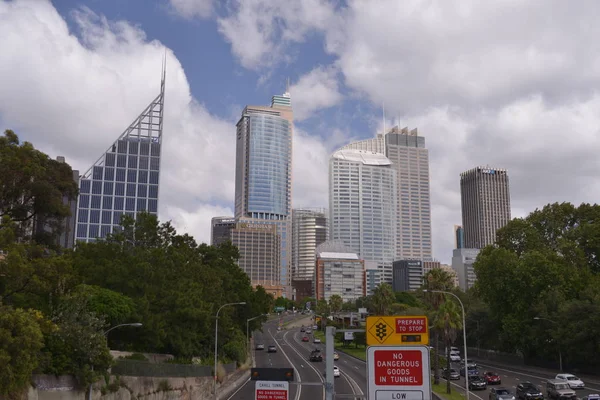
[{"left": 546, "top": 379, "right": 577, "bottom": 400}]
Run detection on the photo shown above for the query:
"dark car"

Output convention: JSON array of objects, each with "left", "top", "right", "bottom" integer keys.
[
  {"left": 310, "top": 349, "right": 323, "bottom": 362},
  {"left": 516, "top": 382, "right": 543, "bottom": 400},
  {"left": 484, "top": 371, "right": 502, "bottom": 385},
  {"left": 267, "top": 345, "right": 277, "bottom": 353},
  {"left": 460, "top": 366, "right": 479, "bottom": 377},
  {"left": 442, "top": 368, "right": 460, "bottom": 380},
  {"left": 469, "top": 376, "right": 488, "bottom": 391},
  {"left": 489, "top": 388, "right": 515, "bottom": 400},
  {"left": 300, "top": 327, "right": 306, "bottom": 332}
]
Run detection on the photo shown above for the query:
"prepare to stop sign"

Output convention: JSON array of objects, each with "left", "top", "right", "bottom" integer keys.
[
  {"left": 374, "top": 349, "right": 423, "bottom": 385},
  {"left": 395, "top": 317, "right": 427, "bottom": 333}
]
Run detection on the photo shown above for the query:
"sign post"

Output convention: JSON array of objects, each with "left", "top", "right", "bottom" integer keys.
[
  {"left": 367, "top": 346, "right": 431, "bottom": 400},
  {"left": 255, "top": 381, "right": 289, "bottom": 400}
]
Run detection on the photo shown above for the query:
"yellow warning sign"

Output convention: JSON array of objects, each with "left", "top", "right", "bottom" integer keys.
[{"left": 366, "top": 316, "right": 429, "bottom": 346}]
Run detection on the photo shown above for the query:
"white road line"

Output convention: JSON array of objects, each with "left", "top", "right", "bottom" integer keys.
[
  {"left": 282, "top": 330, "right": 326, "bottom": 400},
  {"left": 225, "top": 378, "right": 250, "bottom": 400},
  {"left": 268, "top": 328, "right": 302, "bottom": 400},
  {"left": 354, "top": 366, "right": 359, "bottom": 369}
]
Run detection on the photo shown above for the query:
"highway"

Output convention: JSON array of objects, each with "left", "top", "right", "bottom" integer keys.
[{"left": 229, "top": 317, "right": 600, "bottom": 400}]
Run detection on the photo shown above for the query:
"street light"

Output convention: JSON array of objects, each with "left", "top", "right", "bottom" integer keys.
[
  {"left": 424, "top": 290, "right": 470, "bottom": 400},
  {"left": 214, "top": 302, "right": 246, "bottom": 398},
  {"left": 247, "top": 314, "right": 268, "bottom": 354},
  {"left": 533, "top": 317, "right": 562, "bottom": 371}
]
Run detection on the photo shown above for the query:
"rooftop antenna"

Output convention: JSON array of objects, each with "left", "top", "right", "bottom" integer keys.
[{"left": 160, "top": 49, "right": 167, "bottom": 95}]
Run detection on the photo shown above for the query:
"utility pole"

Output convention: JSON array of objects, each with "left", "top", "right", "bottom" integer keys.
[{"left": 325, "top": 326, "right": 336, "bottom": 400}]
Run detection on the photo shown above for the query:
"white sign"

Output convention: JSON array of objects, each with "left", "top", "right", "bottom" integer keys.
[
  {"left": 367, "top": 346, "right": 431, "bottom": 400},
  {"left": 359, "top": 308, "right": 368, "bottom": 314},
  {"left": 344, "top": 331, "right": 355, "bottom": 341},
  {"left": 255, "top": 381, "right": 289, "bottom": 400}
]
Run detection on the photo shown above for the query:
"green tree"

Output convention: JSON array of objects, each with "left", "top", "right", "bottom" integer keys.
[
  {"left": 0, "top": 130, "right": 78, "bottom": 245},
  {"left": 434, "top": 300, "right": 462, "bottom": 394},
  {"left": 371, "top": 283, "right": 395, "bottom": 315},
  {"left": 329, "top": 294, "right": 343, "bottom": 314},
  {"left": 0, "top": 306, "right": 45, "bottom": 397}
]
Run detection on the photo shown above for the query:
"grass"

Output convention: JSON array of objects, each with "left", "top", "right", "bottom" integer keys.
[
  {"left": 431, "top": 380, "right": 467, "bottom": 400},
  {"left": 312, "top": 330, "right": 367, "bottom": 361}
]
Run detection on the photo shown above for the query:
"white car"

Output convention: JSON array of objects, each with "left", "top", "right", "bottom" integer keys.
[
  {"left": 324, "top": 366, "right": 341, "bottom": 378},
  {"left": 449, "top": 352, "right": 461, "bottom": 362},
  {"left": 556, "top": 373, "right": 585, "bottom": 389},
  {"left": 314, "top": 338, "right": 321, "bottom": 343}
]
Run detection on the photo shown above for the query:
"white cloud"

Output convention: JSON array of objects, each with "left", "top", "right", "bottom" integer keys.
[
  {"left": 216, "top": 0, "right": 335, "bottom": 69},
  {"left": 168, "top": 0, "right": 213, "bottom": 19},
  {"left": 292, "top": 128, "right": 331, "bottom": 210},
  {"left": 166, "top": 203, "right": 233, "bottom": 245},
  {"left": 290, "top": 66, "right": 342, "bottom": 121},
  {"left": 0, "top": 0, "right": 234, "bottom": 244}
]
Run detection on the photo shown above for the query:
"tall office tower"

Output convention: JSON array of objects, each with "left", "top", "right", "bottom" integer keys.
[
  {"left": 291, "top": 208, "right": 328, "bottom": 298},
  {"left": 385, "top": 126, "right": 432, "bottom": 261},
  {"left": 75, "top": 73, "right": 165, "bottom": 243},
  {"left": 392, "top": 260, "right": 423, "bottom": 292},
  {"left": 454, "top": 225, "right": 464, "bottom": 249},
  {"left": 234, "top": 91, "right": 293, "bottom": 296},
  {"left": 329, "top": 149, "right": 397, "bottom": 285},
  {"left": 211, "top": 216, "right": 236, "bottom": 246},
  {"left": 452, "top": 248, "right": 480, "bottom": 290},
  {"left": 460, "top": 166, "right": 511, "bottom": 249},
  {"left": 340, "top": 133, "right": 386, "bottom": 154}
]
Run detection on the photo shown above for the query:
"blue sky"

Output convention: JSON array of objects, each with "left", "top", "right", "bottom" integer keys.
[{"left": 3, "top": 0, "right": 600, "bottom": 264}]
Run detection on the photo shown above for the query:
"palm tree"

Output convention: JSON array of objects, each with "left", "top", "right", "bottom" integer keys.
[
  {"left": 371, "top": 283, "right": 395, "bottom": 315},
  {"left": 434, "top": 299, "right": 462, "bottom": 394},
  {"left": 423, "top": 268, "right": 455, "bottom": 384},
  {"left": 329, "top": 294, "right": 343, "bottom": 314}
]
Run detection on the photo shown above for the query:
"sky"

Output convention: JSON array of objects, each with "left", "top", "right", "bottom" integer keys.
[{"left": 2, "top": 0, "right": 600, "bottom": 264}]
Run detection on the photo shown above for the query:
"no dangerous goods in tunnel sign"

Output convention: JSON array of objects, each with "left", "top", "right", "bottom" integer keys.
[
  {"left": 367, "top": 346, "right": 431, "bottom": 400},
  {"left": 255, "top": 381, "right": 289, "bottom": 400},
  {"left": 366, "top": 316, "right": 429, "bottom": 346}
]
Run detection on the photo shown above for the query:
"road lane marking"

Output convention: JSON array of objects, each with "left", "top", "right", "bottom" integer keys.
[
  {"left": 225, "top": 377, "right": 250, "bottom": 400},
  {"left": 268, "top": 328, "right": 302, "bottom": 400},
  {"left": 281, "top": 330, "right": 325, "bottom": 400}
]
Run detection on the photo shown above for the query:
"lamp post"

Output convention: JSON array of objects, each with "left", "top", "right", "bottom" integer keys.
[
  {"left": 424, "top": 290, "right": 470, "bottom": 400},
  {"left": 533, "top": 317, "right": 562, "bottom": 371},
  {"left": 88, "top": 323, "right": 142, "bottom": 400},
  {"left": 247, "top": 314, "right": 268, "bottom": 354},
  {"left": 214, "top": 302, "right": 246, "bottom": 398}
]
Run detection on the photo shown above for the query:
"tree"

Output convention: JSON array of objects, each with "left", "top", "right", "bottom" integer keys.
[
  {"left": 371, "top": 283, "right": 395, "bottom": 315},
  {"left": 434, "top": 300, "right": 462, "bottom": 394},
  {"left": 329, "top": 294, "right": 343, "bottom": 314},
  {"left": 474, "top": 202, "right": 598, "bottom": 361},
  {"left": 0, "top": 130, "right": 78, "bottom": 245},
  {"left": 0, "top": 306, "right": 45, "bottom": 397}
]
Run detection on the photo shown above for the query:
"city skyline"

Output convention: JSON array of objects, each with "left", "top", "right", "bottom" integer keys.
[{"left": 4, "top": 1, "right": 600, "bottom": 264}]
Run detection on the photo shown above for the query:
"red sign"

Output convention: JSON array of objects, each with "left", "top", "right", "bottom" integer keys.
[
  {"left": 395, "top": 317, "right": 427, "bottom": 334},
  {"left": 256, "top": 390, "right": 288, "bottom": 400},
  {"left": 373, "top": 349, "right": 423, "bottom": 386}
]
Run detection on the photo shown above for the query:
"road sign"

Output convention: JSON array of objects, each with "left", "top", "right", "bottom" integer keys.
[
  {"left": 255, "top": 380, "right": 289, "bottom": 400},
  {"left": 367, "top": 346, "right": 431, "bottom": 400},
  {"left": 344, "top": 331, "right": 355, "bottom": 341},
  {"left": 366, "top": 316, "right": 429, "bottom": 346}
]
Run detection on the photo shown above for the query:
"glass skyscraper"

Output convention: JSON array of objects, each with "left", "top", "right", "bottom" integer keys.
[
  {"left": 234, "top": 91, "right": 293, "bottom": 296},
  {"left": 75, "top": 75, "right": 165, "bottom": 243}
]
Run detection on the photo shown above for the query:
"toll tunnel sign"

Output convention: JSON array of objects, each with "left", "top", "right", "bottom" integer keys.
[{"left": 367, "top": 346, "right": 431, "bottom": 400}]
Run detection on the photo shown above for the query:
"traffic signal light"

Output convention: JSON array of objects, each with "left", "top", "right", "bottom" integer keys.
[{"left": 250, "top": 368, "right": 294, "bottom": 381}]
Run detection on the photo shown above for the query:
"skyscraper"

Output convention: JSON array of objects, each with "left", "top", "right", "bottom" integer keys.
[
  {"left": 385, "top": 126, "right": 432, "bottom": 261},
  {"left": 234, "top": 91, "right": 293, "bottom": 295},
  {"left": 329, "top": 149, "right": 397, "bottom": 285},
  {"left": 460, "top": 166, "right": 511, "bottom": 249},
  {"left": 454, "top": 225, "right": 464, "bottom": 249},
  {"left": 291, "top": 208, "right": 328, "bottom": 282},
  {"left": 340, "top": 126, "right": 433, "bottom": 262},
  {"left": 75, "top": 72, "right": 165, "bottom": 243},
  {"left": 211, "top": 216, "right": 236, "bottom": 246}
]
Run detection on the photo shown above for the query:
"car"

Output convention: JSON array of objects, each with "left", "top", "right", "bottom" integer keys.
[
  {"left": 313, "top": 325, "right": 318, "bottom": 330},
  {"left": 324, "top": 366, "right": 341, "bottom": 378},
  {"left": 449, "top": 352, "right": 461, "bottom": 362},
  {"left": 582, "top": 395, "right": 600, "bottom": 400},
  {"left": 488, "top": 387, "right": 515, "bottom": 400},
  {"left": 556, "top": 373, "right": 585, "bottom": 389},
  {"left": 255, "top": 344, "right": 265, "bottom": 350},
  {"left": 302, "top": 336, "right": 309, "bottom": 342},
  {"left": 460, "top": 366, "right": 479, "bottom": 377},
  {"left": 546, "top": 379, "right": 577, "bottom": 400},
  {"left": 309, "top": 349, "right": 323, "bottom": 362},
  {"left": 516, "top": 382, "right": 543, "bottom": 400},
  {"left": 277, "top": 326, "right": 282, "bottom": 331},
  {"left": 306, "top": 329, "right": 312, "bottom": 334},
  {"left": 484, "top": 371, "right": 502, "bottom": 385},
  {"left": 300, "top": 327, "right": 306, "bottom": 332},
  {"left": 464, "top": 360, "right": 477, "bottom": 368},
  {"left": 267, "top": 345, "right": 277, "bottom": 353},
  {"left": 442, "top": 368, "right": 460, "bottom": 380},
  {"left": 469, "top": 376, "right": 487, "bottom": 391},
  {"left": 314, "top": 338, "right": 321, "bottom": 343},
  {"left": 333, "top": 352, "right": 340, "bottom": 360}
]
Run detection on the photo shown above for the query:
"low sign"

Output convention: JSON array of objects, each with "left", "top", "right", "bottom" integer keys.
[
  {"left": 367, "top": 346, "right": 431, "bottom": 400},
  {"left": 344, "top": 331, "right": 355, "bottom": 341},
  {"left": 366, "top": 316, "right": 429, "bottom": 346},
  {"left": 255, "top": 380, "right": 289, "bottom": 400}
]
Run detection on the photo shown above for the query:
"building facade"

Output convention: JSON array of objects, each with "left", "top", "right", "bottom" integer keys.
[
  {"left": 454, "top": 225, "right": 464, "bottom": 249},
  {"left": 314, "top": 241, "right": 365, "bottom": 302},
  {"left": 75, "top": 75, "right": 165, "bottom": 243},
  {"left": 329, "top": 149, "right": 397, "bottom": 286},
  {"left": 451, "top": 248, "right": 480, "bottom": 290},
  {"left": 234, "top": 92, "right": 293, "bottom": 296},
  {"left": 460, "top": 166, "right": 511, "bottom": 249},
  {"left": 211, "top": 216, "right": 236, "bottom": 246},
  {"left": 422, "top": 260, "right": 441, "bottom": 275},
  {"left": 392, "top": 259, "right": 423, "bottom": 292},
  {"left": 231, "top": 220, "right": 282, "bottom": 297}
]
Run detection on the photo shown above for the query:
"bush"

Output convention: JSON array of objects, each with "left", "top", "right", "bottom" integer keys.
[{"left": 123, "top": 353, "right": 148, "bottom": 361}]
